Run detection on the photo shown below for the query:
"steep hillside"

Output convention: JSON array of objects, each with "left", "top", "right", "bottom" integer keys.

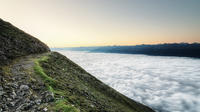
[
  {"left": 0, "top": 19, "right": 155, "bottom": 112},
  {"left": 0, "top": 18, "right": 50, "bottom": 66}
]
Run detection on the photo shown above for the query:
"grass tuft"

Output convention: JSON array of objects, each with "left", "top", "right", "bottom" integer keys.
[
  {"left": 53, "top": 99, "right": 79, "bottom": 112},
  {"left": 47, "top": 85, "right": 65, "bottom": 96},
  {"left": 34, "top": 56, "right": 55, "bottom": 85}
]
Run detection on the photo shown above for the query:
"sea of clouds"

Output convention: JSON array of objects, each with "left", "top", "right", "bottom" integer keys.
[{"left": 57, "top": 50, "right": 200, "bottom": 112}]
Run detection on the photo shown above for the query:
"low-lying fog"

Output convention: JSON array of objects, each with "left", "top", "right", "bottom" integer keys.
[{"left": 56, "top": 50, "right": 200, "bottom": 112}]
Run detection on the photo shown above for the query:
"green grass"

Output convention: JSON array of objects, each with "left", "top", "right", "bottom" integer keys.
[
  {"left": 47, "top": 85, "right": 79, "bottom": 112},
  {"left": 34, "top": 56, "right": 80, "bottom": 112},
  {"left": 47, "top": 85, "right": 65, "bottom": 96},
  {"left": 52, "top": 99, "right": 79, "bottom": 112},
  {"left": 36, "top": 53, "right": 132, "bottom": 112},
  {"left": 34, "top": 56, "right": 55, "bottom": 85},
  {"left": 33, "top": 53, "right": 154, "bottom": 112}
]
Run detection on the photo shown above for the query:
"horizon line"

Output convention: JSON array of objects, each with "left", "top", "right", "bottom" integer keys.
[{"left": 50, "top": 42, "right": 200, "bottom": 48}]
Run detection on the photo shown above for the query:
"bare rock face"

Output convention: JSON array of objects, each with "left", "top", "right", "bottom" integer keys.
[{"left": 0, "top": 18, "right": 50, "bottom": 66}]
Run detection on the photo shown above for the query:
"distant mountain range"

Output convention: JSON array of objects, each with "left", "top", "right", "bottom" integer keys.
[{"left": 52, "top": 43, "right": 200, "bottom": 58}]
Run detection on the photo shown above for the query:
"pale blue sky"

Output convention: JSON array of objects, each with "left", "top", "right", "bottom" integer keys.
[{"left": 0, "top": 0, "right": 200, "bottom": 47}]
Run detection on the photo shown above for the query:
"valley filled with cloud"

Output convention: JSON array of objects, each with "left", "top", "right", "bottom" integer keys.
[{"left": 58, "top": 50, "right": 200, "bottom": 112}]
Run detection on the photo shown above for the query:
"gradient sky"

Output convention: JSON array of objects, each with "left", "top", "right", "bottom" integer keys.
[{"left": 0, "top": 0, "right": 200, "bottom": 47}]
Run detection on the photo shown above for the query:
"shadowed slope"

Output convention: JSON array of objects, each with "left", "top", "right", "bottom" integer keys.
[{"left": 0, "top": 18, "right": 50, "bottom": 66}]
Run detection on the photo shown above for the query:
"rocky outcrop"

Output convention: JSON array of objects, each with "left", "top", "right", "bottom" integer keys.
[{"left": 0, "top": 19, "right": 50, "bottom": 66}]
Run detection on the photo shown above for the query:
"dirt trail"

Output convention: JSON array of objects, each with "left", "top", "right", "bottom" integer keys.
[{"left": 0, "top": 54, "right": 54, "bottom": 112}]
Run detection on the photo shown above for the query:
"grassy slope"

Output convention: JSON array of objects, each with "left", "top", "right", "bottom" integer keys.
[
  {"left": 0, "top": 18, "right": 50, "bottom": 66},
  {"left": 34, "top": 52, "right": 155, "bottom": 112}
]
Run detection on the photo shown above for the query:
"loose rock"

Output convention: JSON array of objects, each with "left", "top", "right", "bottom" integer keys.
[{"left": 20, "top": 85, "right": 29, "bottom": 91}]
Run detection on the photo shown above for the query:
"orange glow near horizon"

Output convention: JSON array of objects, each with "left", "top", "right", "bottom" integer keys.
[{"left": 0, "top": 0, "right": 200, "bottom": 47}]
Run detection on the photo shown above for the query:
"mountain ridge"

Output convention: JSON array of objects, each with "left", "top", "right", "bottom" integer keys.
[
  {"left": 0, "top": 18, "right": 155, "bottom": 112},
  {"left": 54, "top": 43, "right": 200, "bottom": 58},
  {"left": 0, "top": 18, "right": 50, "bottom": 66}
]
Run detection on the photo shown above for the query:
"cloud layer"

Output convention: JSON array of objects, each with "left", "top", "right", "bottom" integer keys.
[{"left": 58, "top": 50, "right": 200, "bottom": 112}]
